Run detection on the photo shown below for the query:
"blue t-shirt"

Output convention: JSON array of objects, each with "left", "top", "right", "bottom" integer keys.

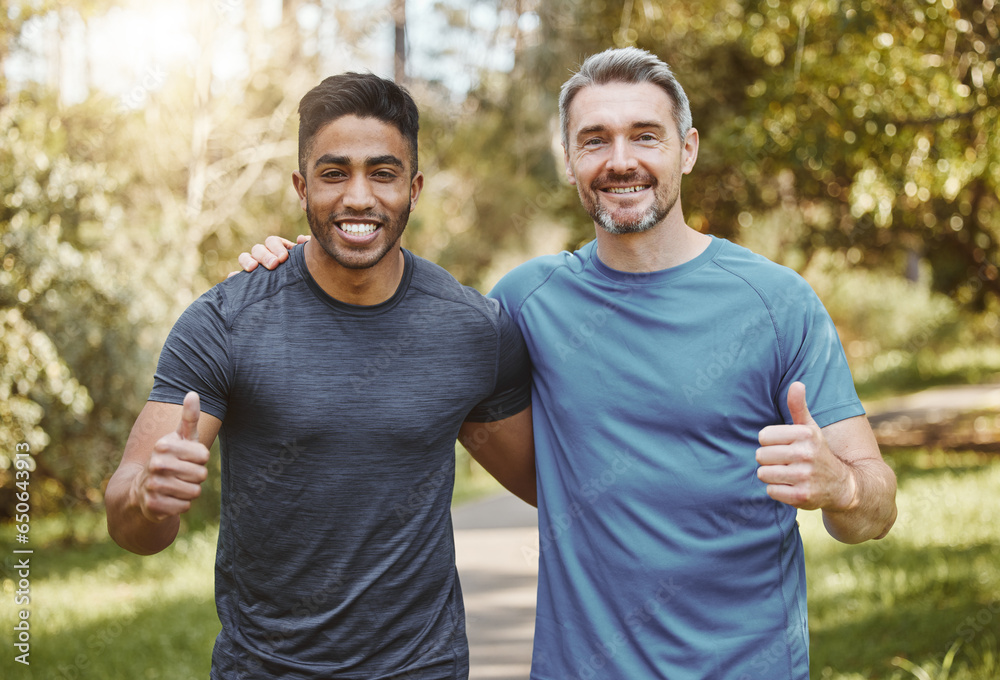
[
  {"left": 490, "top": 236, "right": 863, "bottom": 680},
  {"left": 150, "top": 245, "right": 531, "bottom": 680}
]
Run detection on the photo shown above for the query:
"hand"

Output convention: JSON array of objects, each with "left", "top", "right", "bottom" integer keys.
[
  {"left": 132, "top": 392, "right": 211, "bottom": 522},
  {"left": 756, "top": 382, "right": 856, "bottom": 511},
  {"left": 228, "top": 234, "right": 310, "bottom": 278}
]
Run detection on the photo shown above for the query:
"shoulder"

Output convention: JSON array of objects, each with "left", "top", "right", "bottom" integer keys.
[
  {"left": 407, "top": 251, "right": 505, "bottom": 327},
  {"left": 489, "top": 245, "right": 591, "bottom": 315},
  {"left": 203, "top": 247, "right": 308, "bottom": 324},
  {"left": 708, "top": 239, "right": 818, "bottom": 307}
]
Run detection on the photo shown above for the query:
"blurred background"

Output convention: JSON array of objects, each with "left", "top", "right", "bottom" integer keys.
[{"left": 1, "top": 0, "right": 999, "bottom": 678}]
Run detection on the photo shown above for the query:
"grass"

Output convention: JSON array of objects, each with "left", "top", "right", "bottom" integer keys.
[
  {"left": 804, "top": 449, "right": 1000, "bottom": 680},
  {"left": 2, "top": 449, "right": 998, "bottom": 679}
]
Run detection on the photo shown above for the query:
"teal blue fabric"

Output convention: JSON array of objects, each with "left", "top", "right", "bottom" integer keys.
[{"left": 490, "top": 236, "right": 863, "bottom": 680}]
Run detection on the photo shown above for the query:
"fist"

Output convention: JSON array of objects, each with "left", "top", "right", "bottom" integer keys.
[
  {"left": 755, "top": 382, "right": 855, "bottom": 511},
  {"left": 134, "top": 392, "right": 211, "bottom": 522}
]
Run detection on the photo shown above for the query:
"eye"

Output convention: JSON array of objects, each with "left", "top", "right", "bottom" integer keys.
[
  {"left": 637, "top": 133, "right": 658, "bottom": 143},
  {"left": 582, "top": 137, "right": 605, "bottom": 148},
  {"left": 320, "top": 169, "right": 346, "bottom": 180},
  {"left": 372, "top": 169, "right": 398, "bottom": 180}
]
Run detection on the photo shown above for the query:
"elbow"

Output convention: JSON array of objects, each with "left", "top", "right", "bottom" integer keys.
[{"left": 873, "top": 503, "right": 898, "bottom": 541}]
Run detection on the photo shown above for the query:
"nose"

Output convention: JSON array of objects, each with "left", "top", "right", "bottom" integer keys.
[
  {"left": 343, "top": 176, "right": 377, "bottom": 212},
  {"left": 606, "top": 137, "right": 638, "bottom": 175}
]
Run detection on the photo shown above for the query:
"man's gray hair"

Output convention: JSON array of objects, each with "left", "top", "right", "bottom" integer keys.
[{"left": 559, "top": 47, "right": 693, "bottom": 150}]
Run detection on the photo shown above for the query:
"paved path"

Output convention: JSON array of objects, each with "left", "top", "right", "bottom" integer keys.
[
  {"left": 453, "top": 494, "right": 538, "bottom": 680},
  {"left": 452, "top": 382, "right": 1000, "bottom": 679}
]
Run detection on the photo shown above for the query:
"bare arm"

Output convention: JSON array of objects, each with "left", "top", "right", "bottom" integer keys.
[
  {"left": 105, "top": 392, "right": 223, "bottom": 555},
  {"left": 756, "top": 382, "right": 897, "bottom": 544},
  {"left": 458, "top": 407, "right": 536, "bottom": 507}
]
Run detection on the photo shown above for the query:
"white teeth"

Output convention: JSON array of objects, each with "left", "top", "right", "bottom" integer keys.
[
  {"left": 340, "top": 223, "right": 377, "bottom": 235},
  {"left": 607, "top": 186, "right": 647, "bottom": 194}
]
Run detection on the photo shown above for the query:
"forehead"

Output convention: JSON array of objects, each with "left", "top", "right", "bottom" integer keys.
[
  {"left": 566, "top": 81, "right": 676, "bottom": 137},
  {"left": 308, "top": 114, "right": 411, "bottom": 168}
]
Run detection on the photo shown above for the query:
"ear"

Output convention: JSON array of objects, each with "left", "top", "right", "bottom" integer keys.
[
  {"left": 409, "top": 171, "right": 424, "bottom": 212},
  {"left": 681, "top": 127, "right": 699, "bottom": 175},
  {"left": 292, "top": 171, "right": 308, "bottom": 210},
  {"left": 564, "top": 149, "right": 577, "bottom": 186}
]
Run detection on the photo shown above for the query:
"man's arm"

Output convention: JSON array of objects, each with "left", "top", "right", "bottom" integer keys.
[
  {"left": 105, "top": 392, "right": 223, "bottom": 555},
  {"left": 458, "top": 407, "right": 536, "bottom": 507},
  {"left": 756, "top": 381, "right": 897, "bottom": 544}
]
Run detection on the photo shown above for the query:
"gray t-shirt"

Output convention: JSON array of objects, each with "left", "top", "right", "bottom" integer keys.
[{"left": 150, "top": 245, "right": 531, "bottom": 679}]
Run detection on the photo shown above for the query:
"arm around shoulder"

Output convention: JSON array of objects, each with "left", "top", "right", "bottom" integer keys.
[
  {"left": 459, "top": 406, "right": 536, "bottom": 507},
  {"left": 105, "top": 393, "right": 222, "bottom": 555}
]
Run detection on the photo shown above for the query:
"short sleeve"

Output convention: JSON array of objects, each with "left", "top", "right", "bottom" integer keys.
[
  {"left": 149, "top": 285, "right": 233, "bottom": 421},
  {"left": 773, "top": 276, "right": 863, "bottom": 428},
  {"left": 463, "top": 305, "right": 532, "bottom": 422}
]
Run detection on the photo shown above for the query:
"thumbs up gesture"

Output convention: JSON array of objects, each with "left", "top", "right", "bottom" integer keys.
[
  {"left": 134, "top": 392, "right": 211, "bottom": 522},
  {"left": 756, "top": 382, "right": 856, "bottom": 511}
]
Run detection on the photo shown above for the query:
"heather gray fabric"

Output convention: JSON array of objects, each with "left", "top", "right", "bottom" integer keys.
[{"left": 150, "top": 245, "right": 531, "bottom": 680}]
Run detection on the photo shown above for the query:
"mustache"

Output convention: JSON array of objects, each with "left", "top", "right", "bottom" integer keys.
[
  {"left": 324, "top": 210, "right": 390, "bottom": 225},
  {"left": 591, "top": 172, "right": 657, "bottom": 189}
]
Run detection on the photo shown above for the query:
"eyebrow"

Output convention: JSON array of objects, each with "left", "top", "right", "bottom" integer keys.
[
  {"left": 575, "top": 120, "right": 668, "bottom": 140},
  {"left": 313, "top": 153, "right": 405, "bottom": 170}
]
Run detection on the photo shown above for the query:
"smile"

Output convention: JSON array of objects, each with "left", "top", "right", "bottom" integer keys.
[
  {"left": 338, "top": 222, "right": 379, "bottom": 235},
  {"left": 604, "top": 186, "right": 649, "bottom": 194}
]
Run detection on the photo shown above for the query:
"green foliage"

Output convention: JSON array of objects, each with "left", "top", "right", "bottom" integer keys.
[
  {"left": 0, "top": 90, "right": 159, "bottom": 516},
  {"left": 501, "top": 0, "right": 1000, "bottom": 309},
  {"left": 0, "top": 3, "right": 315, "bottom": 518}
]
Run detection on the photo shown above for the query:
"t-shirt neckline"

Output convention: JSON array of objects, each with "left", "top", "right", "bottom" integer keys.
[
  {"left": 292, "top": 244, "right": 413, "bottom": 315},
  {"left": 589, "top": 235, "right": 724, "bottom": 285}
]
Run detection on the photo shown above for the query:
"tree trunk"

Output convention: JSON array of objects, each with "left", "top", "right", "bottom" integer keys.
[{"left": 392, "top": 0, "right": 406, "bottom": 84}]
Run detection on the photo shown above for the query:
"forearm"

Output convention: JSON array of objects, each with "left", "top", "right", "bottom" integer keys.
[
  {"left": 459, "top": 408, "right": 537, "bottom": 507},
  {"left": 822, "top": 458, "right": 897, "bottom": 544},
  {"left": 105, "top": 463, "right": 181, "bottom": 555}
]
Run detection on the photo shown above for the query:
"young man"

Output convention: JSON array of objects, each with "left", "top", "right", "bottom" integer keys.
[
  {"left": 106, "top": 72, "right": 534, "bottom": 680},
  {"left": 241, "top": 49, "right": 897, "bottom": 679}
]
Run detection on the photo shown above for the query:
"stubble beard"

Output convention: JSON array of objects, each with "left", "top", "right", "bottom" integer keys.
[
  {"left": 305, "top": 202, "right": 409, "bottom": 271},
  {"left": 583, "top": 173, "right": 680, "bottom": 235}
]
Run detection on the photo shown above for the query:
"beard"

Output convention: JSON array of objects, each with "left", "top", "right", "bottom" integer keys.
[
  {"left": 305, "top": 202, "right": 409, "bottom": 271},
  {"left": 581, "top": 171, "right": 680, "bottom": 235}
]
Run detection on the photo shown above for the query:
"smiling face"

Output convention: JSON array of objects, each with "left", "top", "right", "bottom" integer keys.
[
  {"left": 292, "top": 114, "right": 422, "bottom": 272},
  {"left": 564, "top": 81, "right": 698, "bottom": 236}
]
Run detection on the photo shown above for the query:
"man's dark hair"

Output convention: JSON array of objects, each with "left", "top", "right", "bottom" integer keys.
[{"left": 297, "top": 72, "right": 419, "bottom": 177}]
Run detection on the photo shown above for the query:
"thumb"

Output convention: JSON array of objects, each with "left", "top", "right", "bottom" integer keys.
[
  {"left": 176, "top": 391, "right": 201, "bottom": 442},
  {"left": 787, "top": 381, "right": 816, "bottom": 426}
]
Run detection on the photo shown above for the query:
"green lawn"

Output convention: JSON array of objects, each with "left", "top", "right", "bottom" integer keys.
[
  {"left": 2, "top": 449, "right": 997, "bottom": 679},
  {"left": 804, "top": 450, "right": 1000, "bottom": 680}
]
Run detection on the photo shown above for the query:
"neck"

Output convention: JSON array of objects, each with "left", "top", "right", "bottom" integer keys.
[
  {"left": 594, "top": 210, "right": 710, "bottom": 273},
  {"left": 303, "top": 241, "right": 405, "bottom": 305}
]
